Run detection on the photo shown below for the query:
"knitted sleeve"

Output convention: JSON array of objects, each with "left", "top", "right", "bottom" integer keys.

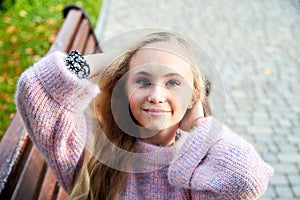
[
  {"left": 168, "top": 117, "right": 273, "bottom": 199},
  {"left": 15, "top": 51, "right": 100, "bottom": 193}
]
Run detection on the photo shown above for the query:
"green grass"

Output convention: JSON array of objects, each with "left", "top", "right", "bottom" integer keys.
[{"left": 0, "top": 0, "right": 102, "bottom": 140}]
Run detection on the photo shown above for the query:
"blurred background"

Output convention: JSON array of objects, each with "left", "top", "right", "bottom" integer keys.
[
  {"left": 0, "top": 0, "right": 102, "bottom": 139},
  {"left": 1, "top": 0, "right": 299, "bottom": 199}
]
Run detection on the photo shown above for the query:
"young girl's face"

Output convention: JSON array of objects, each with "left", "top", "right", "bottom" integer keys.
[{"left": 126, "top": 42, "right": 194, "bottom": 132}]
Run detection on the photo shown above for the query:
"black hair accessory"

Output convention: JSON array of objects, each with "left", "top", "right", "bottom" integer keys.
[{"left": 64, "top": 50, "right": 90, "bottom": 79}]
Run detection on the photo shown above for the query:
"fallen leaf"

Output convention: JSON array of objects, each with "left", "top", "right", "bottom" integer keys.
[
  {"left": 4, "top": 16, "right": 11, "bottom": 23},
  {"left": 47, "top": 18, "right": 56, "bottom": 25},
  {"left": 10, "top": 113, "right": 15, "bottom": 119},
  {"left": 48, "top": 34, "right": 56, "bottom": 43},
  {"left": 33, "top": 55, "right": 41, "bottom": 62},
  {"left": 19, "top": 10, "right": 27, "bottom": 17},
  {"left": 26, "top": 48, "right": 34, "bottom": 55},
  {"left": 6, "top": 25, "right": 16, "bottom": 34},
  {"left": 10, "top": 36, "right": 18, "bottom": 45}
]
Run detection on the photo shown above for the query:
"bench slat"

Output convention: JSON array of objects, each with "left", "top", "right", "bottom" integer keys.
[
  {"left": 49, "top": 10, "right": 83, "bottom": 53},
  {"left": 84, "top": 34, "right": 99, "bottom": 54},
  {"left": 0, "top": 112, "right": 30, "bottom": 196},
  {"left": 56, "top": 186, "right": 69, "bottom": 200},
  {"left": 11, "top": 146, "right": 46, "bottom": 200},
  {"left": 38, "top": 167, "right": 58, "bottom": 200},
  {"left": 71, "top": 19, "right": 90, "bottom": 52}
]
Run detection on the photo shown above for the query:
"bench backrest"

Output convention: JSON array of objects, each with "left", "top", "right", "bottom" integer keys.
[{"left": 0, "top": 7, "right": 101, "bottom": 200}]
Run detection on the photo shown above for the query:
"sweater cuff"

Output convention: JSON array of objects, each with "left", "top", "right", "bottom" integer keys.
[
  {"left": 34, "top": 51, "right": 100, "bottom": 112},
  {"left": 168, "top": 116, "right": 222, "bottom": 188}
]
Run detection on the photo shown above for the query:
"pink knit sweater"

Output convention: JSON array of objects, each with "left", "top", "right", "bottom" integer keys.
[{"left": 16, "top": 52, "right": 273, "bottom": 199}]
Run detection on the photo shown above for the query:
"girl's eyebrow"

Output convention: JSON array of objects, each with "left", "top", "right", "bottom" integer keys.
[
  {"left": 134, "top": 71, "right": 152, "bottom": 76},
  {"left": 165, "top": 73, "right": 185, "bottom": 79},
  {"left": 134, "top": 71, "right": 185, "bottom": 79}
]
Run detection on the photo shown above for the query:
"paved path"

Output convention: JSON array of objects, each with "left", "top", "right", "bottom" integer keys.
[{"left": 95, "top": 0, "right": 300, "bottom": 199}]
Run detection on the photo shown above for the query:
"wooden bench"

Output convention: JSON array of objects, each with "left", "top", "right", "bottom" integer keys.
[{"left": 0, "top": 5, "right": 101, "bottom": 199}]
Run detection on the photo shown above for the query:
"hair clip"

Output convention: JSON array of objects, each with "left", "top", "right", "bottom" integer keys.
[{"left": 64, "top": 50, "right": 90, "bottom": 79}]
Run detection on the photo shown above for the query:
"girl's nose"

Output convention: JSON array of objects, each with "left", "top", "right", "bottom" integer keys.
[{"left": 147, "top": 84, "right": 167, "bottom": 104}]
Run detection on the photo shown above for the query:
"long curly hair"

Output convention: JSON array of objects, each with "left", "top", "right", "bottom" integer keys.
[{"left": 70, "top": 32, "right": 208, "bottom": 200}]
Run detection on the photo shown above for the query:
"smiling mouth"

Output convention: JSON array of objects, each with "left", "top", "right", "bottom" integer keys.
[{"left": 143, "top": 108, "right": 171, "bottom": 116}]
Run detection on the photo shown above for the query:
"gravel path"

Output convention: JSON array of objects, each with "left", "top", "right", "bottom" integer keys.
[{"left": 95, "top": 0, "right": 300, "bottom": 199}]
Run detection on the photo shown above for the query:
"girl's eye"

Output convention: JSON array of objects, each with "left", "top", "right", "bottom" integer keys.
[
  {"left": 166, "top": 80, "right": 180, "bottom": 87},
  {"left": 136, "top": 79, "right": 152, "bottom": 86}
]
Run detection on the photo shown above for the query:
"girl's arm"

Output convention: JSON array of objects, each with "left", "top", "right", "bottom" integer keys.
[
  {"left": 16, "top": 51, "right": 101, "bottom": 193},
  {"left": 169, "top": 117, "right": 273, "bottom": 199}
]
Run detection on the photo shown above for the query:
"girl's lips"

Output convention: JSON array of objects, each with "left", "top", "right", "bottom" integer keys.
[{"left": 143, "top": 108, "right": 171, "bottom": 116}]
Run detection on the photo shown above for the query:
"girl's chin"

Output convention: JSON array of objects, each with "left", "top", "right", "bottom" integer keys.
[
  {"left": 138, "top": 121, "right": 180, "bottom": 131},
  {"left": 140, "top": 125, "right": 167, "bottom": 131}
]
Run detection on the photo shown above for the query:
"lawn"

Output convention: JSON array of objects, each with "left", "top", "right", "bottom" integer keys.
[{"left": 0, "top": 0, "right": 102, "bottom": 140}]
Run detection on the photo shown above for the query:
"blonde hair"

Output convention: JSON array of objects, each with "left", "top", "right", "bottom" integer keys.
[{"left": 70, "top": 32, "right": 207, "bottom": 200}]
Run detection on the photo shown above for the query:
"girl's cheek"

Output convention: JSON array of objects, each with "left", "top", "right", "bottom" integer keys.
[{"left": 172, "top": 89, "right": 193, "bottom": 110}]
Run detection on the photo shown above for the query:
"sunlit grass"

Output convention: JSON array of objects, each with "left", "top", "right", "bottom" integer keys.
[{"left": 0, "top": 0, "right": 102, "bottom": 139}]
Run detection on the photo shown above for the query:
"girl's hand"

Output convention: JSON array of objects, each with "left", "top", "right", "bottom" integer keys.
[
  {"left": 179, "top": 101, "right": 205, "bottom": 132},
  {"left": 84, "top": 53, "right": 112, "bottom": 79}
]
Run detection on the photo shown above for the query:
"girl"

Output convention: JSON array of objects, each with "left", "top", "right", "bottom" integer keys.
[{"left": 16, "top": 31, "right": 273, "bottom": 199}]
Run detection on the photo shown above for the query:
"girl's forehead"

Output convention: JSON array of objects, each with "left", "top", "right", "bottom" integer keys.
[
  {"left": 128, "top": 44, "right": 194, "bottom": 82},
  {"left": 139, "top": 41, "right": 190, "bottom": 59},
  {"left": 130, "top": 42, "right": 192, "bottom": 69}
]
